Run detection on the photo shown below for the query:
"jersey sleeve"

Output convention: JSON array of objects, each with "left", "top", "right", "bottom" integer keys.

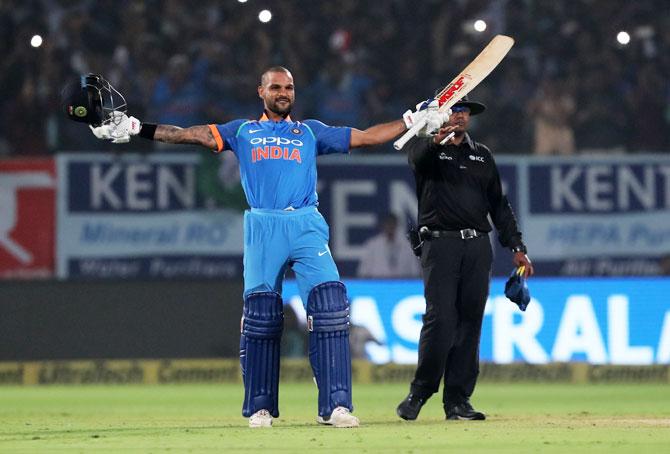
[
  {"left": 303, "top": 119, "right": 352, "bottom": 155},
  {"left": 209, "top": 119, "right": 247, "bottom": 153}
]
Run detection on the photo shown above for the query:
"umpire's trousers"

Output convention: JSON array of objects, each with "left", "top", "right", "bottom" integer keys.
[{"left": 410, "top": 233, "right": 492, "bottom": 407}]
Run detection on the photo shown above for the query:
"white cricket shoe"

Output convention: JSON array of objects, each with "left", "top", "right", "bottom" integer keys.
[
  {"left": 249, "top": 409, "right": 272, "bottom": 428},
  {"left": 317, "top": 406, "right": 360, "bottom": 428}
]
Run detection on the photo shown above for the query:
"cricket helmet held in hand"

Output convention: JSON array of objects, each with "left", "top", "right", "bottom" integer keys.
[
  {"left": 61, "top": 73, "right": 127, "bottom": 126},
  {"left": 504, "top": 266, "right": 531, "bottom": 311}
]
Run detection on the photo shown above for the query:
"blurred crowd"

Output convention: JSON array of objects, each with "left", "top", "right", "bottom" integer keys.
[{"left": 1, "top": 0, "right": 669, "bottom": 156}]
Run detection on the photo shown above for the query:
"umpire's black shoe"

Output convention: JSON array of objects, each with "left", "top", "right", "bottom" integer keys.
[
  {"left": 445, "top": 401, "right": 486, "bottom": 420},
  {"left": 396, "top": 394, "right": 427, "bottom": 421}
]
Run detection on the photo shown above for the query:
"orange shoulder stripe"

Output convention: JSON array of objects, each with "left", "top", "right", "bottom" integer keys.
[{"left": 208, "top": 124, "right": 224, "bottom": 152}]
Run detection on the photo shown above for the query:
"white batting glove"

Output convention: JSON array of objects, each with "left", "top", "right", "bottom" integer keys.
[
  {"left": 89, "top": 111, "right": 141, "bottom": 144},
  {"left": 402, "top": 98, "right": 434, "bottom": 129},
  {"left": 419, "top": 107, "right": 451, "bottom": 138},
  {"left": 402, "top": 109, "right": 426, "bottom": 130},
  {"left": 89, "top": 124, "right": 111, "bottom": 140},
  {"left": 108, "top": 111, "right": 142, "bottom": 143}
]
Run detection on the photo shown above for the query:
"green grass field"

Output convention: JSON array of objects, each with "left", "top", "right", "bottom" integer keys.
[{"left": 1, "top": 383, "right": 669, "bottom": 452}]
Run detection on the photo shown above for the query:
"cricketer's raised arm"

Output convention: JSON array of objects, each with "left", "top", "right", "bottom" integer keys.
[
  {"left": 349, "top": 119, "right": 407, "bottom": 149},
  {"left": 153, "top": 124, "right": 218, "bottom": 150},
  {"left": 89, "top": 110, "right": 220, "bottom": 150},
  {"left": 348, "top": 100, "right": 449, "bottom": 149}
]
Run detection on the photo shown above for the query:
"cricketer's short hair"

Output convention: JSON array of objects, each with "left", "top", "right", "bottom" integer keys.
[{"left": 260, "top": 66, "right": 292, "bottom": 86}]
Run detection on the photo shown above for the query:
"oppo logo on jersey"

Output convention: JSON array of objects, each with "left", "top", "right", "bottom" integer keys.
[
  {"left": 249, "top": 137, "right": 304, "bottom": 146},
  {"left": 250, "top": 136, "right": 303, "bottom": 164}
]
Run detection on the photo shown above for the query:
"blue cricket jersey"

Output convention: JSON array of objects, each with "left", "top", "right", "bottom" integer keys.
[{"left": 209, "top": 114, "right": 352, "bottom": 209}]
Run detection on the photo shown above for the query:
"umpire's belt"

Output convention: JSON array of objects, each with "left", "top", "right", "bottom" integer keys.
[{"left": 420, "top": 228, "right": 484, "bottom": 240}]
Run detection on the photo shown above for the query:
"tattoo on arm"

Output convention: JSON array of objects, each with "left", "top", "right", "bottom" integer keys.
[
  {"left": 154, "top": 125, "right": 217, "bottom": 150},
  {"left": 350, "top": 119, "right": 406, "bottom": 149}
]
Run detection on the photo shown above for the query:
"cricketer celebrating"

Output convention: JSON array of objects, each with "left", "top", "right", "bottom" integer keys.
[{"left": 86, "top": 67, "right": 449, "bottom": 428}]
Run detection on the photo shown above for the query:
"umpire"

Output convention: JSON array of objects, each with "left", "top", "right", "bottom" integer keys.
[{"left": 396, "top": 96, "right": 533, "bottom": 421}]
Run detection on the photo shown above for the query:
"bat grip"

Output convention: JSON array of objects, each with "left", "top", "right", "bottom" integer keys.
[{"left": 393, "top": 117, "right": 427, "bottom": 150}]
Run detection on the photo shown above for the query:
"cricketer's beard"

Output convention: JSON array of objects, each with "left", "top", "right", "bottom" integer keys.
[{"left": 268, "top": 97, "right": 293, "bottom": 116}]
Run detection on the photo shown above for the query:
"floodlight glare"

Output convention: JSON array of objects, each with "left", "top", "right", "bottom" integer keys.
[
  {"left": 474, "top": 20, "right": 487, "bottom": 32},
  {"left": 617, "top": 31, "right": 630, "bottom": 45},
  {"left": 258, "top": 9, "right": 272, "bottom": 23},
  {"left": 30, "top": 35, "right": 43, "bottom": 48}
]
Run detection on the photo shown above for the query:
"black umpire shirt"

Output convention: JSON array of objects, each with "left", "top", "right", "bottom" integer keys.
[{"left": 406, "top": 133, "right": 524, "bottom": 250}]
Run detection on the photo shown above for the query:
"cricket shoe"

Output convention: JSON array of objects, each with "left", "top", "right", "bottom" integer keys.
[
  {"left": 445, "top": 401, "right": 486, "bottom": 421},
  {"left": 396, "top": 393, "right": 427, "bottom": 421},
  {"left": 317, "top": 407, "right": 360, "bottom": 428},
  {"left": 249, "top": 409, "right": 273, "bottom": 428}
]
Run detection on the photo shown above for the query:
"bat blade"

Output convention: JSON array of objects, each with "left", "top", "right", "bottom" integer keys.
[
  {"left": 393, "top": 34, "right": 514, "bottom": 150},
  {"left": 434, "top": 34, "right": 514, "bottom": 112}
]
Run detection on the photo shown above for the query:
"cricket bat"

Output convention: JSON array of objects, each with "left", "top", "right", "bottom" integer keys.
[{"left": 393, "top": 34, "right": 515, "bottom": 150}]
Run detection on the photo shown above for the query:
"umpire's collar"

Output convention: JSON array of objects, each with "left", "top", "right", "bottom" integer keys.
[{"left": 449, "top": 132, "right": 475, "bottom": 151}]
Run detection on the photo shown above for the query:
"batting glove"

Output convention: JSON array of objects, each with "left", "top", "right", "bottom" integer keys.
[
  {"left": 89, "top": 111, "right": 141, "bottom": 144},
  {"left": 402, "top": 98, "right": 434, "bottom": 129},
  {"left": 419, "top": 108, "right": 451, "bottom": 138}
]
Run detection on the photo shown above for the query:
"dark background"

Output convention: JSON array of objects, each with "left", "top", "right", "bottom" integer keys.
[
  {"left": 0, "top": 280, "right": 244, "bottom": 360},
  {"left": 1, "top": 0, "right": 668, "bottom": 156}
]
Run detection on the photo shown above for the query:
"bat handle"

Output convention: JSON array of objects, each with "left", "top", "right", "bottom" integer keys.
[{"left": 393, "top": 117, "right": 427, "bottom": 150}]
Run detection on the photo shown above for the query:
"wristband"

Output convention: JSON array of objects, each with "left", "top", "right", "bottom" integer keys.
[{"left": 138, "top": 123, "right": 157, "bottom": 140}]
